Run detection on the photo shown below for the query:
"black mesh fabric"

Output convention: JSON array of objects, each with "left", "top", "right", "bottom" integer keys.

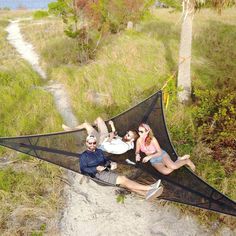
[{"left": 0, "top": 90, "right": 235, "bottom": 216}]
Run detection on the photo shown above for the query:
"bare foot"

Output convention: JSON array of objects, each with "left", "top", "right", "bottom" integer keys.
[
  {"left": 93, "top": 118, "right": 98, "bottom": 126},
  {"left": 62, "top": 124, "right": 73, "bottom": 131},
  {"left": 187, "top": 160, "right": 196, "bottom": 172},
  {"left": 178, "top": 154, "right": 190, "bottom": 161}
]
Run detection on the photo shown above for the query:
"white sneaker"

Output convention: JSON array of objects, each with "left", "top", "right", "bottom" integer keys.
[
  {"left": 150, "top": 179, "right": 161, "bottom": 189},
  {"left": 146, "top": 186, "right": 163, "bottom": 201}
]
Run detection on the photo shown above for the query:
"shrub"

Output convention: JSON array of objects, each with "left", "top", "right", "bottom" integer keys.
[
  {"left": 48, "top": 0, "right": 154, "bottom": 63},
  {"left": 192, "top": 89, "right": 236, "bottom": 143},
  {"left": 33, "top": 10, "right": 49, "bottom": 20},
  {"left": 76, "top": 0, "right": 154, "bottom": 33}
]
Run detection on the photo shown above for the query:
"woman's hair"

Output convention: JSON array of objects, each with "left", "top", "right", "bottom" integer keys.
[{"left": 139, "top": 123, "right": 154, "bottom": 146}]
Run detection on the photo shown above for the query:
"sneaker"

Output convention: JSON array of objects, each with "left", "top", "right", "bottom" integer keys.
[
  {"left": 150, "top": 179, "right": 161, "bottom": 189},
  {"left": 146, "top": 186, "right": 163, "bottom": 201}
]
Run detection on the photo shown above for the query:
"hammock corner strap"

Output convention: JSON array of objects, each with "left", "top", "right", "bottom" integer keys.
[{"left": 0, "top": 90, "right": 235, "bottom": 217}]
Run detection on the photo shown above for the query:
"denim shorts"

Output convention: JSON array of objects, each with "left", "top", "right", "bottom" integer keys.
[{"left": 150, "top": 150, "right": 167, "bottom": 165}]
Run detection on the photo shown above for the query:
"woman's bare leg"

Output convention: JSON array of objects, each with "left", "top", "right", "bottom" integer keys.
[
  {"left": 186, "top": 159, "right": 196, "bottom": 171},
  {"left": 163, "top": 154, "right": 187, "bottom": 169},
  {"left": 153, "top": 157, "right": 195, "bottom": 175},
  {"left": 153, "top": 163, "right": 174, "bottom": 175},
  {"left": 178, "top": 154, "right": 190, "bottom": 160}
]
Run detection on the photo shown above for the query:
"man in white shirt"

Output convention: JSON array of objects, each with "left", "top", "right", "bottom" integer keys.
[{"left": 62, "top": 117, "right": 138, "bottom": 155}]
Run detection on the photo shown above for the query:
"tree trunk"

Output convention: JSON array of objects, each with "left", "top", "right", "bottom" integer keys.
[{"left": 177, "top": 0, "right": 194, "bottom": 103}]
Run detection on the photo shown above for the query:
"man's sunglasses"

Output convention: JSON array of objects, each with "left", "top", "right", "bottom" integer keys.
[{"left": 87, "top": 141, "right": 97, "bottom": 145}]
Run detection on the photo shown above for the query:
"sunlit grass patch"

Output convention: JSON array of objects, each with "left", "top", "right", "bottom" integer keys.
[
  {"left": 0, "top": 11, "right": 63, "bottom": 235},
  {"left": 0, "top": 165, "right": 62, "bottom": 235},
  {"left": 0, "top": 9, "right": 32, "bottom": 19}
]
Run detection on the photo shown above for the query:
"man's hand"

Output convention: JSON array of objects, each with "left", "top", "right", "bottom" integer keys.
[
  {"left": 110, "top": 162, "right": 117, "bottom": 170},
  {"left": 96, "top": 166, "right": 106, "bottom": 172},
  {"left": 108, "top": 120, "right": 116, "bottom": 133},
  {"left": 108, "top": 120, "right": 114, "bottom": 126}
]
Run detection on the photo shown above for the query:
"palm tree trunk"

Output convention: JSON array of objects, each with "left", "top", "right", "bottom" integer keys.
[{"left": 177, "top": 0, "right": 194, "bottom": 103}]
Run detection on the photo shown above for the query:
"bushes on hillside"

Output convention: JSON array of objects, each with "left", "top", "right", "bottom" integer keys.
[
  {"left": 76, "top": 0, "right": 154, "bottom": 33},
  {"left": 48, "top": 0, "right": 154, "bottom": 63},
  {"left": 193, "top": 89, "right": 236, "bottom": 143},
  {"left": 33, "top": 10, "right": 49, "bottom": 20}
]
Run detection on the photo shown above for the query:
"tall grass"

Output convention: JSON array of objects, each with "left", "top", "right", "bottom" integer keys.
[
  {"left": 1, "top": 7, "right": 236, "bottom": 232},
  {"left": 0, "top": 14, "right": 63, "bottom": 235},
  {"left": 21, "top": 6, "right": 236, "bottom": 194}
]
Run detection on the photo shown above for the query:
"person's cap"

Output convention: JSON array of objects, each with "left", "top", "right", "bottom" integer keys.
[{"left": 86, "top": 135, "right": 97, "bottom": 142}]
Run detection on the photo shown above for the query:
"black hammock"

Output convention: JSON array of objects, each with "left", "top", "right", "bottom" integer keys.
[{"left": 0, "top": 90, "right": 235, "bottom": 217}]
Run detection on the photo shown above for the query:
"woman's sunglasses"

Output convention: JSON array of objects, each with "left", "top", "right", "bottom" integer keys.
[{"left": 138, "top": 130, "right": 145, "bottom": 134}]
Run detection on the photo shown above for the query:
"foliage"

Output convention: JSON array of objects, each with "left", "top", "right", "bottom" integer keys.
[
  {"left": 160, "top": 0, "right": 182, "bottom": 10},
  {"left": 0, "top": 168, "right": 23, "bottom": 192},
  {"left": 204, "top": 0, "right": 236, "bottom": 12},
  {"left": 192, "top": 89, "right": 236, "bottom": 143},
  {"left": 48, "top": 0, "right": 154, "bottom": 63},
  {"left": 48, "top": 0, "right": 96, "bottom": 63},
  {"left": 31, "top": 223, "right": 46, "bottom": 236},
  {"left": 0, "top": 15, "right": 62, "bottom": 235},
  {"left": 116, "top": 194, "right": 126, "bottom": 203},
  {"left": 0, "top": 7, "right": 11, "bottom": 11},
  {"left": 76, "top": 0, "right": 155, "bottom": 33},
  {"left": 3, "top": 7, "right": 236, "bottom": 231},
  {"left": 33, "top": 10, "right": 49, "bottom": 20},
  {"left": 161, "top": 0, "right": 236, "bottom": 12}
]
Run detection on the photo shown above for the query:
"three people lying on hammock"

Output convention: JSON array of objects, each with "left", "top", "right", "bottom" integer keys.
[
  {"left": 62, "top": 117, "right": 195, "bottom": 175},
  {"left": 62, "top": 117, "right": 139, "bottom": 155}
]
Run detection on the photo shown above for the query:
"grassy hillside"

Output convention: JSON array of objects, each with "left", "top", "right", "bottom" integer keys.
[
  {"left": 22, "top": 7, "right": 236, "bottom": 225},
  {"left": 0, "top": 7, "right": 235, "bottom": 234},
  {"left": 0, "top": 11, "right": 63, "bottom": 235}
]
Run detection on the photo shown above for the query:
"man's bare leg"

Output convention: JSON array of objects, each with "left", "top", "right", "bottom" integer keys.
[
  {"left": 62, "top": 122, "right": 94, "bottom": 133},
  {"left": 116, "top": 176, "right": 151, "bottom": 192},
  {"left": 94, "top": 117, "right": 109, "bottom": 143},
  {"left": 129, "top": 189, "right": 146, "bottom": 197}
]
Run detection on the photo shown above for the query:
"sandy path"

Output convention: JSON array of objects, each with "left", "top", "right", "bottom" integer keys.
[
  {"left": 6, "top": 18, "right": 235, "bottom": 236},
  {"left": 59, "top": 172, "right": 213, "bottom": 236}
]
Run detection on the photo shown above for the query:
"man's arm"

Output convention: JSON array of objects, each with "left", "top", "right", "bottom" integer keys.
[
  {"left": 102, "top": 141, "right": 130, "bottom": 155},
  {"left": 108, "top": 120, "right": 116, "bottom": 133}
]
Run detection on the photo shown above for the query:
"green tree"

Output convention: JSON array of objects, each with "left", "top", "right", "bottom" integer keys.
[
  {"left": 162, "top": 0, "right": 235, "bottom": 103},
  {"left": 48, "top": 0, "right": 154, "bottom": 63}
]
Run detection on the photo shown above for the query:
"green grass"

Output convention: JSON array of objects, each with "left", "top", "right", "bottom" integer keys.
[
  {"left": 0, "top": 14, "right": 63, "bottom": 235},
  {"left": 21, "top": 5, "right": 236, "bottom": 200},
  {"left": 1, "top": 7, "right": 236, "bottom": 233},
  {"left": 33, "top": 10, "right": 49, "bottom": 20}
]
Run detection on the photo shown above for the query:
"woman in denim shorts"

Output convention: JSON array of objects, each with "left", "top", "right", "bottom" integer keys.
[{"left": 135, "top": 123, "right": 196, "bottom": 175}]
